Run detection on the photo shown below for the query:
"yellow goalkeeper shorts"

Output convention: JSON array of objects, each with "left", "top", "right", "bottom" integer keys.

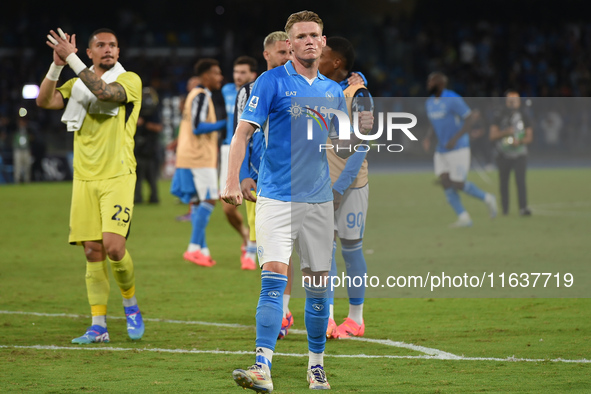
[{"left": 69, "top": 173, "right": 136, "bottom": 244}]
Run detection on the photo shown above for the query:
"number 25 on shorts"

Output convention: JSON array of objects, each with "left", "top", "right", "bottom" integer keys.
[{"left": 112, "top": 205, "right": 131, "bottom": 225}]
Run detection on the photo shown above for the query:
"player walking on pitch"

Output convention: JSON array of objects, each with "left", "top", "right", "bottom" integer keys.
[
  {"left": 36, "top": 28, "right": 145, "bottom": 343},
  {"left": 223, "top": 11, "right": 373, "bottom": 392},
  {"left": 423, "top": 72, "right": 498, "bottom": 227},
  {"left": 171, "top": 59, "right": 226, "bottom": 267}
]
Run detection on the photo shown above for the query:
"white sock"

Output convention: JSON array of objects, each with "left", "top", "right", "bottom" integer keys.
[
  {"left": 282, "top": 294, "right": 291, "bottom": 318},
  {"left": 329, "top": 303, "right": 334, "bottom": 320},
  {"left": 122, "top": 295, "right": 138, "bottom": 308},
  {"left": 459, "top": 211, "right": 471, "bottom": 221},
  {"left": 348, "top": 303, "right": 364, "bottom": 326},
  {"left": 201, "top": 247, "right": 210, "bottom": 257},
  {"left": 188, "top": 243, "right": 200, "bottom": 252},
  {"left": 256, "top": 347, "right": 273, "bottom": 374},
  {"left": 92, "top": 315, "right": 107, "bottom": 328},
  {"left": 308, "top": 351, "right": 324, "bottom": 368}
]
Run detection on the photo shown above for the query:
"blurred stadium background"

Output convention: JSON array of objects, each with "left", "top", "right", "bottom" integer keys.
[{"left": 1, "top": 0, "right": 590, "bottom": 182}]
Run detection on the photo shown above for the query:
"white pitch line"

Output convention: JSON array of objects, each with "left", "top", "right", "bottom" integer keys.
[
  {"left": 1, "top": 345, "right": 589, "bottom": 364},
  {"left": 530, "top": 209, "right": 591, "bottom": 218},
  {"left": 530, "top": 201, "right": 591, "bottom": 209},
  {"left": 289, "top": 328, "right": 458, "bottom": 359},
  {"left": 528, "top": 201, "right": 591, "bottom": 217},
  {"left": 0, "top": 310, "right": 453, "bottom": 358},
  {"left": 0, "top": 310, "right": 250, "bottom": 329},
  {"left": 348, "top": 337, "right": 461, "bottom": 359}
]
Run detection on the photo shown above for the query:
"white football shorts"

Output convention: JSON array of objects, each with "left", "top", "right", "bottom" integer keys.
[
  {"left": 433, "top": 147, "right": 470, "bottom": 182},
  {"left": 255, "top": 196, "right": 333, "bottom": 272},
  {"left": 191, "top": 167, "right": 219, "bottom": 200},
  {"left": 334, "top": 184, "right": 369, "bottom": 240}
]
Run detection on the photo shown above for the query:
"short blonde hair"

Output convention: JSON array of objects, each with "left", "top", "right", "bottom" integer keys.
[
  {"left": 284, "top": 10, "right": 323, "bottom": 35},
  {"left": 263, "top": 31, "right": 289, "bottom": 50}
]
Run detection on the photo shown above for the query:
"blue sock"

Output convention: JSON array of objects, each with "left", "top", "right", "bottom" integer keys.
[
  {"left": 444, "top": 188, "right": 466, "bottom": 216},
  {"left": 341, "top": 240, "right": 366, "bottom": 303},
  {"left": 255, "top": 271, "right": 288, "bottom": 353},
  {"left": 328, "top": 241, "right": 337, "bottom": 304},
  {"left": 304, "top": 281, "right": 329, "bottom": 353},
  {"left": 463, "top": 181, "right": 486, "bottom": 201},
  {"left": 190, "top": 202, "right": 214, "bottom": 248}
]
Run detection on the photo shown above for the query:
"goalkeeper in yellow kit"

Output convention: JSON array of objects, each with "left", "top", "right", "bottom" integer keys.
[{"left": 37, "top": 27, "right": 144, "bottom": 343}]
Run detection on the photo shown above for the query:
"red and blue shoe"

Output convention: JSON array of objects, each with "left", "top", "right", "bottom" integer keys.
[
  {"left": 233, "top": 364, "right": 273, "bottom": 393},
  {"left": 278, "top": 311, "right": 294, "bottom": 339}
]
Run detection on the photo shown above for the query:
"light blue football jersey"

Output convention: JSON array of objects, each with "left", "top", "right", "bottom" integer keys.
[
  {"left": 240, "top": 60, "right": 347, "bottom": 203},
  {"left": 425, "top": 89, "right": 471, "bottom": 153}
]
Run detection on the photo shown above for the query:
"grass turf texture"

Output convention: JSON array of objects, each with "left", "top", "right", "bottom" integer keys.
[{"left": 1, "top": 168, "right": 590, "bottom": 392}]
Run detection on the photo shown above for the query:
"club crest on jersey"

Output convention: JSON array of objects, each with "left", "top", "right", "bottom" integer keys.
[{"left": 325, "top": 91, "right": 334, "bottom": 101}]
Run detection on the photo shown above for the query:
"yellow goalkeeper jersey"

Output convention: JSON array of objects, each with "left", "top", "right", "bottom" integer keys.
[{"left": 58, "top": 71, "right": 142, "bottom": 180}]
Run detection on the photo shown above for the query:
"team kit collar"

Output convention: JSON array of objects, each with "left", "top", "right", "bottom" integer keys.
[{"left": 283, "top": 60, "right": 326, "bottom": 80}]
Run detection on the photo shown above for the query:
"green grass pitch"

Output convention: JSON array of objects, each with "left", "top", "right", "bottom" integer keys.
[{"left": 1, "top": 167, "right": 590, "bottom": 392}]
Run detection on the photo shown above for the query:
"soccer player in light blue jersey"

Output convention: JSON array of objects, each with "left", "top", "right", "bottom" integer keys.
[
  {"left": 220, "top": 56, "right": 258, "bottom": 270},
  {"left": 222, "top": 11, "right": 373, "bottom": 392},
  {"left": 423, "top": 72, "right": 498, "bottom": 227}
]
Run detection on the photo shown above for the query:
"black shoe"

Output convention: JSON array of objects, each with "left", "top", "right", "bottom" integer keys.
[{"left": 519, "top": 208, "right": 532, "bottom": 216}]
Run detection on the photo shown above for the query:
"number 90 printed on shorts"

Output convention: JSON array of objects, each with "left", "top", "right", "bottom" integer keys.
[{"left": 334, "top": 184, "right": 368, "bottom": 240}]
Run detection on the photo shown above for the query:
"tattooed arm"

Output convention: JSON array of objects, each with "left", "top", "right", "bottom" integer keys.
[{"left": 77, "top": 69, "right": 127, "bottom": 103}]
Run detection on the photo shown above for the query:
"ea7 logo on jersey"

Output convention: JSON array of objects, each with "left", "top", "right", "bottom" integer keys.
[
  {"left": 248, "top": 95, "right": 259, "bottom": 109},
  {"left": 285, "top": 91, "right": 297, "bottom": 96}
]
